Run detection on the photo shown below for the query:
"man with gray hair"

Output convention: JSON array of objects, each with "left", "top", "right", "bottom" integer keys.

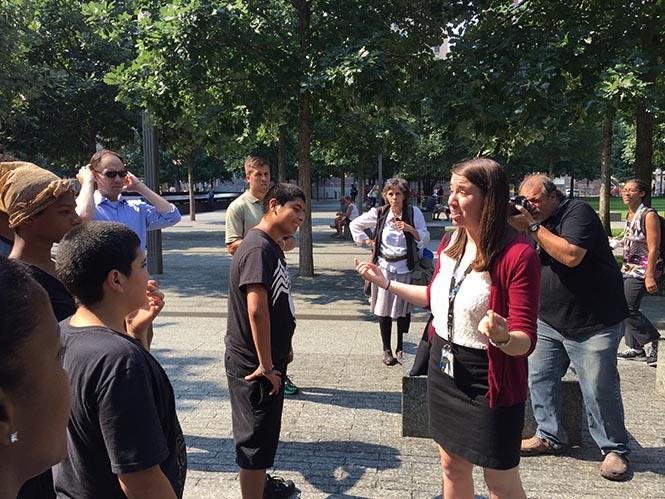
[{"left": 509, "top": 174, "right": 631, "bottom": 481}]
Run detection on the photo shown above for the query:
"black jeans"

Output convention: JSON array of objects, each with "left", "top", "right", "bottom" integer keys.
[{"left": 623, "top": 276, "right": 660, "bottom": 348}]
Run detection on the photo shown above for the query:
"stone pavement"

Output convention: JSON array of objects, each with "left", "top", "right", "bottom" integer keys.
[{"left": 150, "top": 201, "right": 665, "bottom": 498}]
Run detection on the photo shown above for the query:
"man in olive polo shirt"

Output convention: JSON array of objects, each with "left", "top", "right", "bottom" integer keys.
[{"left": 227, "top": 156, "right": 291, "bottom": 254}]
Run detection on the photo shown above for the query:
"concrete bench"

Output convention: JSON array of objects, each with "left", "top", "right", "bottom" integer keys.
[
  {"left": 523, "top": 371, "right": 583, "bottom": 446},
  {"left": 342, "top": 221, "right": 353, "bottom": 240},
  {"left": 401, "top": 345, "right": 583, "bottom": 446},
  {"left": 401, "top": 346, "right": 429, "bottom": 438}
]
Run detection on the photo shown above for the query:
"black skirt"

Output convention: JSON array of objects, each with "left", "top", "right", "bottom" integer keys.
[{"left": 427, "top": 333, "right": 525, "bottom": 470}]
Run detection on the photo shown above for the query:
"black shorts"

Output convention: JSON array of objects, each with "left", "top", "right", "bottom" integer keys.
[{"left": 226, "top": 356, "right": 286, "bottom": 470}]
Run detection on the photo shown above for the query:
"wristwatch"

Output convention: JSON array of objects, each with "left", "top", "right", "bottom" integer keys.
[{"left": 527, "top": 221, "right": 541, "bottom": 233}]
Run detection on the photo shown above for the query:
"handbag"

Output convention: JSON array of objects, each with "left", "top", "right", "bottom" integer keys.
[
  {"left": 409, "top": 314, "right": 434, "bottom": 376},
  {"left": 411, "top": 247, "right": 434, "bottom": 286}
]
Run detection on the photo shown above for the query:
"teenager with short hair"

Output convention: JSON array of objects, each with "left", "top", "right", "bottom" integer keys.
[
  {"left": 225, "top": 182, "right": 305, "bottom": 499},
  {"left": 53, "top": 222, "right": 187, "bottom": 499},
  {"left": 0, "top": 257, "right": 71, "bottom": 499},
  {"left": 225, "top": 156, "right": 299, "bottom": 396}
]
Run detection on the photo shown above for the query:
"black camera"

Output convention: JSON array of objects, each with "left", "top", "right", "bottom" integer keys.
[{"left": 508, "top": 195, "right": 535, "bottom": 216}]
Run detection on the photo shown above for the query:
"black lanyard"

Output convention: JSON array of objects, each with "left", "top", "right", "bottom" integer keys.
[{"left": 447, "top": 255, "right": 474, "bottom": 344}]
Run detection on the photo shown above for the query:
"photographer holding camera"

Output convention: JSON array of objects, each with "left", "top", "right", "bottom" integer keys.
[{"left": 509, "top": 174, "right": 631, "bottom": 482}]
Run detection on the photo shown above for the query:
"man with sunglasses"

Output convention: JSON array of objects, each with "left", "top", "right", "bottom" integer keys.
[{"left": 76, "top": 150, "right": 181, "bottom": 252}]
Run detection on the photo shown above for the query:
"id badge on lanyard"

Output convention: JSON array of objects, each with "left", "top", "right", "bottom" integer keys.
[
  {"left": 442, "top": 256, "right": 474, "bottom": 378},
  {"left": 439, "top": 343, "right": 454, "bottom": 378}
]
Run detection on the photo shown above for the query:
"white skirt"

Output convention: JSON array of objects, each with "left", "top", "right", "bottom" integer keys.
[{"left": 369, "top": 267, "right": 413, "bottom": 319}]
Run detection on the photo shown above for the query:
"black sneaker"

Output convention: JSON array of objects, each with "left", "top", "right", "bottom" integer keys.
[
  {"left": 647, "top": 345, "right": 658, "bottom": 368},
  {"left": 263, "top": 474, "right": 295, "bottom": 499},
  {"left": 617, "top": 348, "right": 647, "bottom": 361}
]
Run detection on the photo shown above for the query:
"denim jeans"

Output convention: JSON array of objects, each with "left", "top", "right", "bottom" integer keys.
[{"left": 529, "top": 319, "right": 630, "bottom": 455}]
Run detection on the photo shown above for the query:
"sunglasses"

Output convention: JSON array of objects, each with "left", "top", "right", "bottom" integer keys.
[{"left": 97, "top": 170, "right": 128, "bottom": 179}]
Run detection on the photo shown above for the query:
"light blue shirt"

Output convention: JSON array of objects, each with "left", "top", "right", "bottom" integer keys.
[{"left": 93, "top": 191, "right": 181, "bottom": 251}]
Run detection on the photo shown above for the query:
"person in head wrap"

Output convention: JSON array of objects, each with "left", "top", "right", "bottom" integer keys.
[
  {"left": 0, "top": 154, "right": 18, "bottom": 255},
  {"left": 0, "top": 160, "right": 78, "bottom": 499}
]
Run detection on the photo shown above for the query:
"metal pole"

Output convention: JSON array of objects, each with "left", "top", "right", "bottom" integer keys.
[
  {"left": 378, "top": 153, "right": 383, "bottom": 186},
  {"left": 142, "top": 111, "right": 164, "bottom": 275}
]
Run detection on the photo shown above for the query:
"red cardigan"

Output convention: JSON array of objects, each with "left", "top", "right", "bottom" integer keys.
[{"left": 426, "top": 231, "right": 541, "bottom": 407}]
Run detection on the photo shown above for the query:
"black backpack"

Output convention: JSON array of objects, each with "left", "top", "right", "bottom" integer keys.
[{"left": 640, "top": 208, "right": 665, "bottom": 261}]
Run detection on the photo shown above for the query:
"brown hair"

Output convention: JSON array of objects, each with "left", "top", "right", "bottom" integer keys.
[
  {"left": 445, "top": 157, "right": 512, "bottom": 271},
  {"left": 89, "top": 150, "right": 123, "bottom": 171},
  {"left": 244, "top": 156, "right": 270, "bottom": 176}
]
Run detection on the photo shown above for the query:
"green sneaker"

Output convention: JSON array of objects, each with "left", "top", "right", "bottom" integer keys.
[{"left": 284, "top": 375, "right": 299, "bottom": 396}]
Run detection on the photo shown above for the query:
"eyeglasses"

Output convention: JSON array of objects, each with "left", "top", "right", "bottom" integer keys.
[{"left": 97, "top": 170, "right": 128, "bottom": 179}]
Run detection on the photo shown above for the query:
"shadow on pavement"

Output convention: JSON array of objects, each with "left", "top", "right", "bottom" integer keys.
[
  {"left": 291, "top": 271, "right": 370, "bottom": 308},
  {"left": 295, "top": 386, "right": 401, "bottom": 414},
  {"left": 184, "top": 435, "right": 402, "bottom": 495},
  {"left": 152, "top": 348, "right": 229, "bottom": 412}
]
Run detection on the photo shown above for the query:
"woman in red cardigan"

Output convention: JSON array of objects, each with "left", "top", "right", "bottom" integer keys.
[{"left": 355, "top": 158, "right": 541, "bottom": 499}]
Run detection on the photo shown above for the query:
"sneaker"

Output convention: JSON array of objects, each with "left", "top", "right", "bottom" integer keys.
[
  {"left": 383, "top": 350, "right": 397, "bottom": 366},
  {"left": 617, "top": 348, "right": 647, "bottom": 361},
  {"left": 283, "top": 375, "right": 299, "bottom": 396},
  {"left": 600, "top": 452, "right": 630, "bottom": 481},
  {"left": 520, "top": 435, "right": 563, "bottom": 456},
  {"left": 264, "top": 474, "right": 295, "bottom": 499},
  {"left": 647, "top": 345, "right": 658, "bottom": 368}
]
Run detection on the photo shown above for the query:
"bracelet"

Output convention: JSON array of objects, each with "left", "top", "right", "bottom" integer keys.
[
  {"left": 489, "top": 334, "right": 512, "bottom": 348},
  {"left": 259, "top": 365, "right": 274, "bottom": 376},
  {"left": 384, "top": 280, "right": 391, "bottom": 291}
]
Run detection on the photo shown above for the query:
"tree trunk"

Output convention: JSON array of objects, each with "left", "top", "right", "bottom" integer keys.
[
  {"left": 187, "top": 156, "right": 196, "bottom": 221},
  {"left": 569, "top": 175, "right": 574, "bottom": 198},
  {"left": 297, "top": 89, "right": 313, "bottom": 276},
  {"left": 635, "top": 98, "right": 654, "bottom": 206},
  {"left": 358, "top": 174, "right": 365, "bottom": 211},
  {"left": 599, "top": 115, "right": 613, "bottom": 235},
  {"left": 548, "top": 155, "right": 555, "bottom": 178},
  {"left": 340, "top": 168, "right": 345, "bottom": 197},
  {"left": 278, "top": 125, "right": 287, "bottom": 182},
  {"left": 294, "top": 0, "right": 313, "bottom": 277}
]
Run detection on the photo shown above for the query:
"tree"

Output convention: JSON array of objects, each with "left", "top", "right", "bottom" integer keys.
[{"left": 1, "top": 0, "right": 138, "bottom": 168}]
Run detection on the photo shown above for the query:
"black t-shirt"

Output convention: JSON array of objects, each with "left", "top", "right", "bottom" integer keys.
[
  {"left": 53, "top": 320, "right": 187, "bottom": 499},
  {"left": 539, "top": 199, "right": 628, "bottom": 336},
  {"left": 225, "top": 228, "right": 296, "bottom": 375},
  {"left": 16, "top": 266, "right": 76, "bottom": 499},
  {"left": 26, "top": 265, "right": 76, "bottom": 321}
]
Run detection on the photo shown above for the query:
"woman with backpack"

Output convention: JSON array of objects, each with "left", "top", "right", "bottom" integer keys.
[
  {"left": 616, "top": 179, "right": 662, "bottom": 367},
  {"left": 350, "top": 178, "right": 430, "bottom": 365}
]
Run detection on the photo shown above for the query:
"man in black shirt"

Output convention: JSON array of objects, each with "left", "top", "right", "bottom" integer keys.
[
  {"left": 225, "top": 182, "right": 305, "bottom": 499},
  {"left": 53, "top": 222, "right": 186, "bottom": 499},
  {"left": 510, "top": 175, "right": 630, "bottom": 481}
]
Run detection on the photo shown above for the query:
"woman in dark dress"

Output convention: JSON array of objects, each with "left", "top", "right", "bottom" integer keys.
[{"left": 355, "top": 158, "right": 540, "bottom": 498}]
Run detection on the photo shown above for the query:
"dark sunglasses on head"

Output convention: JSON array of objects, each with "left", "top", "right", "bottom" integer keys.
[{"left": 99, "top": 170, "right": 128, "bottom": 179}]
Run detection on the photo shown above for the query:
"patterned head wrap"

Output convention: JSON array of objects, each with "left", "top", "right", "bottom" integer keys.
[{"left": 0, "top": 162, "right": 76, "bottom": 228}]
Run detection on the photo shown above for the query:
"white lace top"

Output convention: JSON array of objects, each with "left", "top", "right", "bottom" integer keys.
[{"left": 430, "top": 240, "right": 491, "bottom": 349}]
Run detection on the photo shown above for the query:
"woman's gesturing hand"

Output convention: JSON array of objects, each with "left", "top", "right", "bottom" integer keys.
[
  {"left": 354, "top": 258, "right": 389, "bottom": 289},
  {"left": 477, "top": 309, "right": 510, "bottom": 344}
]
